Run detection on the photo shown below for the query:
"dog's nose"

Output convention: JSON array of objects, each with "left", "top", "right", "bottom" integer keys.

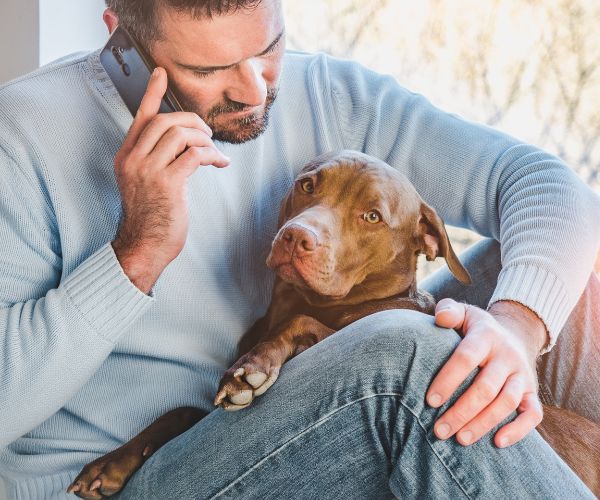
[{"left": 281, "top": 224, "right": 318, "bottom": 256}]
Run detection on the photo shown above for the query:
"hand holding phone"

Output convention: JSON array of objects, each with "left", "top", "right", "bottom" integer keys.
[{"left": 111, "top": 66, "right": 231, "bottom": 294}]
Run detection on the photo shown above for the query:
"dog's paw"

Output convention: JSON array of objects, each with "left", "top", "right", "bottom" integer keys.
[
  {"left": 214, "top": 346, "right": 282, "bottom": 411},
  {"left": 67, "top": 441, "right": 153, "bottom": 499}
]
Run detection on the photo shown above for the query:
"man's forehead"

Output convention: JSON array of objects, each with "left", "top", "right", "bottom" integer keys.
[{"left": 153, "top": 0, "right": 283, "bottom": 65}]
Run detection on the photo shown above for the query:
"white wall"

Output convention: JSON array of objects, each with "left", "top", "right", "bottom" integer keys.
[
  {"left": 0, "top": 0, "right": 108, "bottom": 84},
  {"left": 39, "top": 0, "right": 108, "bottom": 66},
  {"left": 0, "top": 0, "right": 40, "bottom": 84}
]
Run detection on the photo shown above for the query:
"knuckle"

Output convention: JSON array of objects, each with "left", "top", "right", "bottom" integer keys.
[
  {"left": 474, "top": 380, "right": 497, "bottom": 402},
  {"left": 152, "top": 113, "right": 169, "bottom": 129},
  {"left": 455, "top": 347, "right": 478, "bottom": 366},
  {"left": 169, "top": 125, "right": 187, "bottom": 142},
  {"left": 122, "top": 151, "right": 141, "bottom": 168},
  {"left": 451, "top": 406, "right": 469, "bottom": 425},
  {"left": 188, "top": 146, "right": 204, "bottom": 161},
  {"left": 502, "top": 390, "right": 521, "bottom": 409}
]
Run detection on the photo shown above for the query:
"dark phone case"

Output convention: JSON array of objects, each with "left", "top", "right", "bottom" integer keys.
[{"left": 99, "top": 26, "right": 184, "bottom": 116}]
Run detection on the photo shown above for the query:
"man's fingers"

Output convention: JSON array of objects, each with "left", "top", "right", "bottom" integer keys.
[
  {"left": 426, "top": 331, "right": 491, "bottom": 408},
  {"left": 147, "top": 126, "right": 228, "bottom": 169},
  {"left": 120, "top": 67, "right": 169, "bottom": 156},
  {"left": 455, "top": 374, "right": 523, "bottom": 446},
  {"left": 133, "top": 112, "right": 213, "bottom": 159},
  {"left": 169, "top": 146, "right": 231, "bottom": 179},
  {"left": 494, "top": 391, "right": 543, "bottom": 448},
  {"left": 432, "top": 361, "right": 510, "bottom": 440}
]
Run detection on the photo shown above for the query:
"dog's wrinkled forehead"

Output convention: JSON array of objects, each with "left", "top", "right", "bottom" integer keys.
[{"left": 296, "top": 150, "right": 422, "bottom": 215}]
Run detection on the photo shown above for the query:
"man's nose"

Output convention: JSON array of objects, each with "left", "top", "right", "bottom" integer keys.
[{"left": 226, "top": 58, "right": 268, "bottom": 107}]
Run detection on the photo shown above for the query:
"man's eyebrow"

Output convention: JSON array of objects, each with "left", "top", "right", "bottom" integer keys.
[{"left": 175, "top": 30, "right": 284, "bottom": 73}]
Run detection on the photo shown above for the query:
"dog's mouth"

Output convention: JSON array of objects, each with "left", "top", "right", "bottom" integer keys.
[
  {"left": 275, "top": 262, "right": 307, "bottom": 285},
  {"left": 271, "top": 260, "right": 349, "bottom": 300}
]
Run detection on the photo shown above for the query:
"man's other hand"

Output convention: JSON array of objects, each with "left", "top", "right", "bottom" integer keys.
[{"left": 426, "top": 298, "right": 548, "bottom": 448}]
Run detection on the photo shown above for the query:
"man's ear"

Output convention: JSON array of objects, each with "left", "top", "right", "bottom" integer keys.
[
  {"left": 416, "top": 202, "right": 472, "bottom": 285},
  {"left": 103, "top": 8, "right": 119, "bottom": 35}
]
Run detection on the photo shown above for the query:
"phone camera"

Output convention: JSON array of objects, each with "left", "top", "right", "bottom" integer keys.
[
  {"left": 111, "top": 46, "right": 124, "bottom": 65},
  {"left": 122, "top": 63, "right": 131, "bottom": 76}
]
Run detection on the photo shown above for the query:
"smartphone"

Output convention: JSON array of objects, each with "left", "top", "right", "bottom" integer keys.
[{"left": 100, "top": 25, "right": 184, "bottom": 116}]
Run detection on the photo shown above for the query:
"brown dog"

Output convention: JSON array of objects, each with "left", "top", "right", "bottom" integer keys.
[
  {"left": 213, "top": 149, "right": 472, "bottom": 410},
  {"left": 69, "top": 150, "right": 599, "bottom": 498}
]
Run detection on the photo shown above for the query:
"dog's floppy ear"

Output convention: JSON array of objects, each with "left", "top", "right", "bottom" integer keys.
[{"left": 416, "top": 202, "right": 472, "bottom": 285}]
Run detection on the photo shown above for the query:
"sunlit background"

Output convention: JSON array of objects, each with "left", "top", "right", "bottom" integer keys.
[
  {"left": 283, "top": 0, "right": 600, "bottom": 278},
  {"left": 0, "top": 1, "right": 598, "bottom": 497}
]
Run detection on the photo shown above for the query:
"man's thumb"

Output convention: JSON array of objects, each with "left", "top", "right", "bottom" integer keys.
[{"left": 434, "top": 298, "right": 466, "bottom": 330}]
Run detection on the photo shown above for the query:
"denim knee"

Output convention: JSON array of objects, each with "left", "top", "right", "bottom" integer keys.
[
  {"left": 348, "top": 309, "right": 461, "bottom": 364},
  {"left": 323, "top": 309, "right": 462, "bottom": 411}
]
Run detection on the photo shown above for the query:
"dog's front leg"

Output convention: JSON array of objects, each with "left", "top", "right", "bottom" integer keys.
[{"left": 214, "top": 314, "right": 334, "bottom": 411}]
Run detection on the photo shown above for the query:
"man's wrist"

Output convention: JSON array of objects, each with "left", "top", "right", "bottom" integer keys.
[
  {"left": 487, "top": 300, "right": 549, "bottom": 358},
  {"left": 111, "top": 241, "right": 164, "bottom": 295}
]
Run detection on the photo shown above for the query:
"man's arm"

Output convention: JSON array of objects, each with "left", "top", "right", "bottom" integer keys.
[
  {"left": 324, "top": 54, "right": 600, "bottom": 348},
  {"left": 0, "top": 148, "right": 154, "bottom": 448},
  {"left": 320, "top": 54, "right": 600, "bottom": 446}
]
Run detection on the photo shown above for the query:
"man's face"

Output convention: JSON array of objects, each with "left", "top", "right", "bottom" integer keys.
[{"left": 148, "top": 0, "right": 285, "bottom": 143}]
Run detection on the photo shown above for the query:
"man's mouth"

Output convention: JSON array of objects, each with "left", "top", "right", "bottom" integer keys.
[{"left": 227, "top": 107, "right": 258, "bottom": 116}]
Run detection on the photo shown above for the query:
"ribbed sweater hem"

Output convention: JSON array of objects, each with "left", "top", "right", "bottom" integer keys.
[
  {"left": 488, "top": 263, "right": 570, "bottom": 354},
  {"left": 62, "top": 243, "right": 156, "bottom": 344},
  {"left": 3, "top": 470, "right": 79, "bottom": 500}
]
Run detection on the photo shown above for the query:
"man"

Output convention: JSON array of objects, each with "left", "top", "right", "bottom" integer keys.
[{"left": 0, "top": 0, "right": 598, "bottom": 498}]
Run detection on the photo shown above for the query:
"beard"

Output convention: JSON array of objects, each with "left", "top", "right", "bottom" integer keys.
[{"left": 174, "top": 86, "right": 279, "bottom": 144}]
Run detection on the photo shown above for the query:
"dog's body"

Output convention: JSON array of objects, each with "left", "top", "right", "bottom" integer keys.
[{"left": 69, "top": 151, "right": 599, "bottom": 498}]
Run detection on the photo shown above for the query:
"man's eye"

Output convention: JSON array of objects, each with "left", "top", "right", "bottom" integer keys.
[{"left": 194, "top": 70, "right": 216, "bottom": 79}]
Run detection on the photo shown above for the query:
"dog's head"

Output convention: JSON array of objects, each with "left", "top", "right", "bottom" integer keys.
[{"left": 266, "top": 150, "right": 471, "bottom": 304}]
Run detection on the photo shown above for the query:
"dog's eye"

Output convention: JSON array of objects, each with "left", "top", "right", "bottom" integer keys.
[
  {"left": 363, "top": 210, "right": 381, "bottom": 224},
  {"left": 300, "top": 179, "right": 314, "bottom": 194}
]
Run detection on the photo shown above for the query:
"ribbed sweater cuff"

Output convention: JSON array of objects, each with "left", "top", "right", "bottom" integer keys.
[
  {"left": 62, "top": 243, "right": 155, "bottom": 343},
  {"left": 487, "top": 264, "right": 570, "bottom": 354}
]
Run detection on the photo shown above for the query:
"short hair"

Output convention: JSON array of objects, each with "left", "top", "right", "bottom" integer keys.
[{"left": 104, "top": 0, "right": 263, "bottom": 47}]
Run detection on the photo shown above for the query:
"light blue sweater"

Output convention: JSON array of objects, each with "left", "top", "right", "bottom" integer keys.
[{"left": 0, "top": 47, "right": 598, "bottom": 498}]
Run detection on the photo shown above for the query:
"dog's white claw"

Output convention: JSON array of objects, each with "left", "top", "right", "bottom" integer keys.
[
  {"left": 253, "top": 369, "right": 280, "bottom": 396},
  {"left": 233, "top": 367, "right": 245, "bottom": 378},
  {"left": 245, "top": 372, "right": 268, "bottom": 388},
  {"left": 229, "top": 389, "right": 253, "bottom": 405},
  {"left": 214, "top": 390, "right": 226, "bottom": 406}
]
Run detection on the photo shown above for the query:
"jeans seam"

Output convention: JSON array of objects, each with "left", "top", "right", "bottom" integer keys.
[
  {"left": 210, "top": 392, "right": 403, "bottom": 498},
  {"left": 398, "top": 399, "right": 473, "bottom": 499},
  {"left": 210, "top": 393, "right": 473, "bottom": 499}
]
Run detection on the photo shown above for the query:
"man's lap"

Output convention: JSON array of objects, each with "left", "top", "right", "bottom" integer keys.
[{"left": 114, "top": 309, "right": 590, "bottom": 499}]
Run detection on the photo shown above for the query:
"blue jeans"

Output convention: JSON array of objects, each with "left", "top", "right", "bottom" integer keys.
[{"left": 115, "top": 239, "right": 594, "bottom": 499}]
